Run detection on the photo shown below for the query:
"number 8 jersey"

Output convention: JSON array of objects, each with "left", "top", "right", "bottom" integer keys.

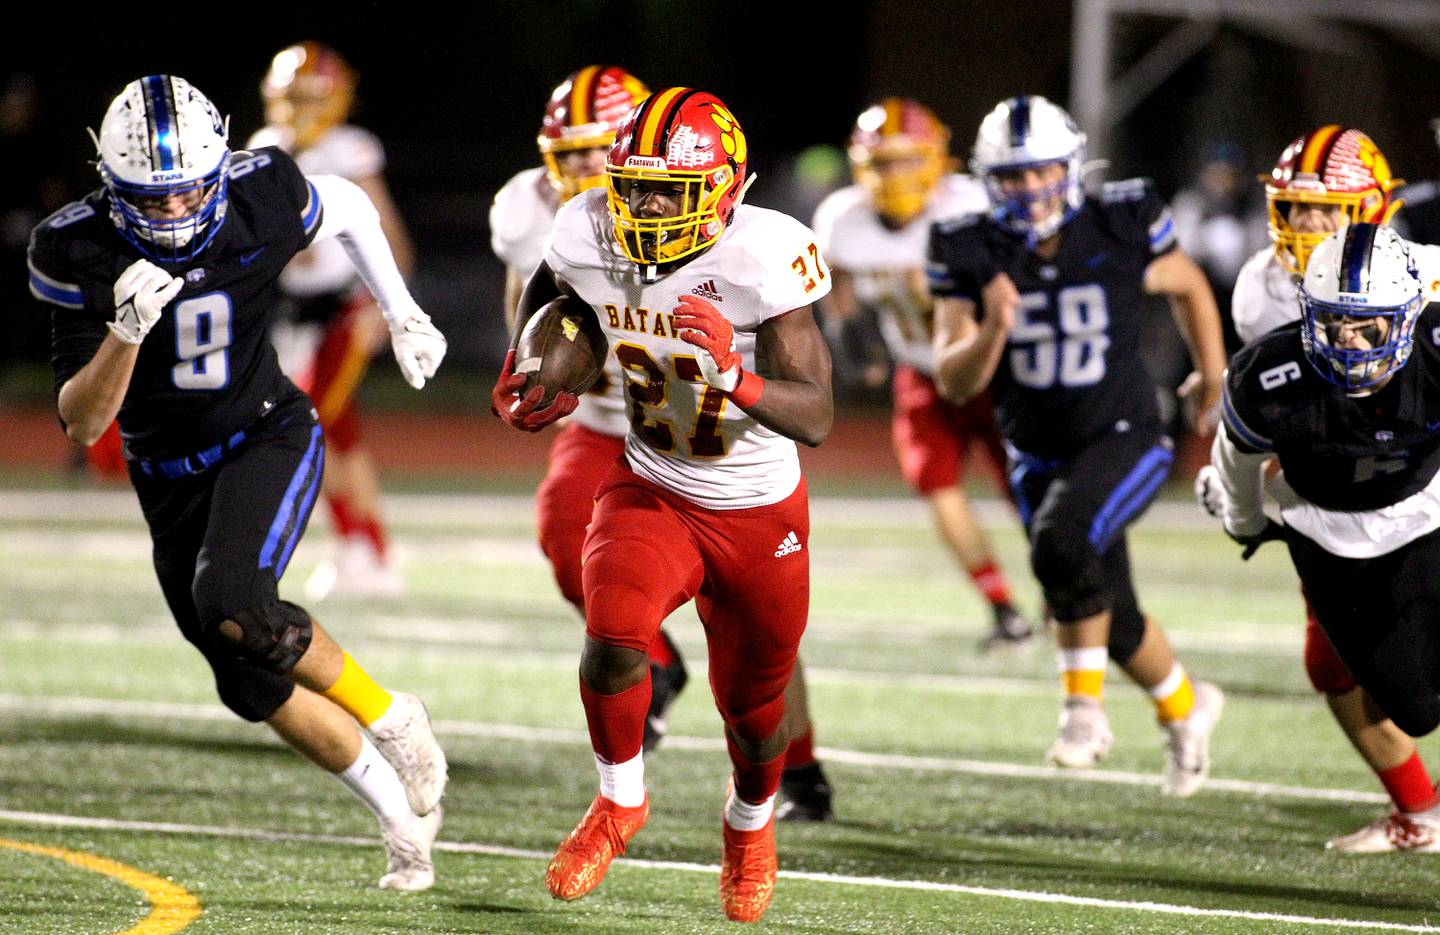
[
  {"left": 544, "top": 188, "right": 832, "bottom": 509},
  {"left": 926, "top": 178, "right": 1176, "bottom": 458},
  {"left": 29, "top": 147, "right": 321, "bottom": 459}
]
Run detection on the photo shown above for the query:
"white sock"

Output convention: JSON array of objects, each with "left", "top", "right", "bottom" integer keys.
[
  {"left": 1146, "top": 662, "right": 1186, "bottom": 702},
  {"left": 725, "top": 789, "right": 775, "bottom": 831},
  {"left": 596, "top": 752, "right": 646, "bottom": 808},
  {"left": 336, "top": 733, "right": 412, "bottom": 819},
  {"left": 1056, "top": 646, "right": 1109, "bottom": 673}
]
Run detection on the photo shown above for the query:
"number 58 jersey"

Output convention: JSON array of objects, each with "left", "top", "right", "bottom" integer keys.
[
  {"left": 29, "top": 147, "right": 321, "bottom": 459},
  {"left": 544, "top": 188, "right": 832, "bottom": 510},
  {"left": 927, "top": 178, "right": 1175, "bottom": 458}
]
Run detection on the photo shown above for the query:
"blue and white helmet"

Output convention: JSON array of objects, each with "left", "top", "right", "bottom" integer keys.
[
  {"left": 1299, "top": 223, "right": 1424, "bottom": 393},
  {"left": 970, "top": 95, "right": 1086, "bottom": 242},
  {"left": 91, "top": 75, "right": 231, "bottom": 263}
]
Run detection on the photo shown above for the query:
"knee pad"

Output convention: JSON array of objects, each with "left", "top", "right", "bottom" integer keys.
[
  {"left": 217, "top": 600, "right": 313, "bottom": 674},
  {"left": 1031, "top": 527, "right": 1108, "bottom": 622},
  {"left": 724, "top": 692, "right": 787, "bottom": 750},
  {"left": 1381, "top": 693, "right": 1440, "bottom": 739},
  {"left": 213, "top": 667, "right": 295, "bottom": 722},
  {"left": 1107, "top": 606, "right": 1146, "bottom": 664},
  {"left": 583, "top": 582, "right": 664, "bottom": 654},
  {"left": 1304, "top": 619, "right": 1357, "bottom": 695}
]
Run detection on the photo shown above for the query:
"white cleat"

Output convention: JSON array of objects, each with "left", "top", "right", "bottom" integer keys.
[
  {"left": 379, "top": 806, "right": 442, "bottom": 891},
  {"left": 1047, "top": 696, "right": 1114, "bottom": 769},
  {"left": 1160, "top": 681, "right": 1224, "bottom": 798},
  {"left": 306, "top": 540, "right": 405, "bottom": 603},
  {"left": 367, "top": 692, "right": 449, "bottom": 816},
  {"left": 1326, "top": 811, "right": 1440, "bottom": 854}
]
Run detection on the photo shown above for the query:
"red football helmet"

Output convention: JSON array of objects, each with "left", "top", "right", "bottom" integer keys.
[
  {"left": 605, "top": 88, "right": 753, "bottom": 266},
  {"left": 537, "top": 65, "right": 649, "bottom": 202},
  {"left": 1265, "top": 126, "right": 1402, "bottom": 274},
  {"left": 261, "top": 41, "right": 357, "bottom": 150},
  {"left": 849, "top": 98, "right": 952, "bottom": 225}
]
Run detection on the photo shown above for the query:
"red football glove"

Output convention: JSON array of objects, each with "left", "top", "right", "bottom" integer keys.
[
  {"left": 673, "top": 294, "right": 741, "bottom": 391},
  {"left": 490, "top": 349, "right": 578, "bottom": 433}
]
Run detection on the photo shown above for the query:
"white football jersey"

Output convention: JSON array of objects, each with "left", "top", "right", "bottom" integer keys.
[
  {"left": 545, "top": 189, "right": 832, "bottom": 509},
  {"left": 246, "top": 123, "right": 387, "bottom": 297},
  {"left": 812, "top": 174, "right": 988, "bottom": 374},
  {"left": 1232, "top": 241, "right": 1440, "bottom": 345},
  {"left": 489, "top": 168, "right": 628, "bottom": 437}
]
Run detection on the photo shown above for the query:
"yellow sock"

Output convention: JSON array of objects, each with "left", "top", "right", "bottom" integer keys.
[
  {"left": 1057, "top": 647, "right": 1107, "bottom": 701},
  {"left": 321, "top": 652, "right": 393, "bottom": 727},
  {"left": 1149, "top": 663, "right": 1195, "bottom": 723}
]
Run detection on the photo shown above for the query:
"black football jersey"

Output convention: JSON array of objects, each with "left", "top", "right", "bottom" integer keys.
[
  {"left": 29, "top": 147, "right": 323, "bottom": 459},
  {"left": 1223, "top": 308, "right": 1440, "bottom": 511},
  {"left": 927, "top": 178, "right": 1176, "bottom": 458}
]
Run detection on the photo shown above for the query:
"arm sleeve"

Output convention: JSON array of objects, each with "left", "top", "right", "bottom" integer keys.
[
  {"left": 1211, "top": 425, "right": 1272, "bottom": 538},
  {"left": 306, "top": 173, "right": 420, "bottom": 328}
]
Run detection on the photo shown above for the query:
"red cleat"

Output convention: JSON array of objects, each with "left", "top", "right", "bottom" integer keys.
[
  {"left": 720, "top": 815, "right": 778, "bottom": 922},
  {"left": 545, "top": 794, "right": 649, "bottom": 901}
]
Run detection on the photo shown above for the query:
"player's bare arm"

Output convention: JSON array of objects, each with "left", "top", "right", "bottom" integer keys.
[
  {"left": 743, "top": 304, "right": 835, "bottom": 447},
  {"left": 59, "top": 258, "right": 184, "bottom": 444},
  {"left": 932, "top": 273, "right": 1015, "bottom": 405},
  {"left": 1145, "top": 249, "right": 1226, "bottom": 428},
  {"left": 58, "top": 336, "right": 141, "bottom": 445}
]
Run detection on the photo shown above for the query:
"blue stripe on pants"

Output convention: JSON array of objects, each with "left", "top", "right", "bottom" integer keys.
[
  {"left": 274, "top": 444, "right": 325, "bottom": 580},
  {"left": 259, "top": 424, "right": 323, "bottom": 574},
  {"left": 1088, "top": 445, "right": 1173, "bottom": 550}
]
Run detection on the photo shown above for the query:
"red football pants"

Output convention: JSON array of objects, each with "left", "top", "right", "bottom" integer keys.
[
  {"left": 300, "top": 299, "right": 376, "bottom": 453},
  {"left": 890, "top": 365, "right": 1008, "bottom": 495},
  {"left": 581, "top": 462, "right": 810, "bottom": 747},
  {"left": 536, "top": 423, "right": 626, "bottom": 611}
]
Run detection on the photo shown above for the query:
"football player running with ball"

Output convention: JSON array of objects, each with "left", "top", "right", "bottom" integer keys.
[
  {"left": 28, "top": 76, "right": 449, "bottom": 890},
  {"left": 929, "top": 96, "right": 1228, "bottom": 796},
  {"left": 492, "top": 88, "right": 833, "bottom": 923},
  {"left": 1204, "top": 223, "right": 1440, "bottom": 848},
  {"left": 489, "top": 66, "right": 692, "bottom": 753},
  {"left": 1200, "top": 128, "right": 1440, "bottom": 851}
]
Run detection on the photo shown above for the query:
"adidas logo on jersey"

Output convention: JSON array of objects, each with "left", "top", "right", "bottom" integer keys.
[
  {"left": 774, "top": 531, "right": 802, "bottom": 558},
  {"left": 691, "top": 280, "right": 723, "bottom": 301}
]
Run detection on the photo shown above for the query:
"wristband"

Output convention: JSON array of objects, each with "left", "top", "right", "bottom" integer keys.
[{"left": 728, "top": 369, "right": 765, "bottom": 409}]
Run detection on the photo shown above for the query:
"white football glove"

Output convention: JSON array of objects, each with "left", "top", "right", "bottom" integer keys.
[
  {"left": 108, "top": 259, "right": 183, "bottom": 345},
  {"left": 389, "top": 308, "right": 447, "bottom": 389},
  {"left": 1193, "top": 464, "right": 1227, "bottom": 520}
]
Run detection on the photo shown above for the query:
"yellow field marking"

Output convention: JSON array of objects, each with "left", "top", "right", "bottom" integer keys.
[{"left": 0, "top": 837, "right": 201, "bottom": 934}]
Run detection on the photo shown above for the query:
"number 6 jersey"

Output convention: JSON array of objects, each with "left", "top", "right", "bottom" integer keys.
[
  {"left": 544, "top": 188, "right": 832, "bottom": 510},
  {"left": 926, "top": 178, "right": 1176, "bottom": 458},
  {"left": 29, "top": 146, "right": 321, "bottom": 459}
]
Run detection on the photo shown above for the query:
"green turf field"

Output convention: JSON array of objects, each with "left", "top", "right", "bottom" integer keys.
[{"left": 2, "top": 487, "right": 1439, "bottom": 933}]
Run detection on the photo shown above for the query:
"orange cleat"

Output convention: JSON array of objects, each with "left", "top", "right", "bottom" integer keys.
[
  {"left": 545, "top": 793, "right": 649, "bottom": 901},
  {"left": 720, "top": 814, "right": 778, "bottom": 922}
]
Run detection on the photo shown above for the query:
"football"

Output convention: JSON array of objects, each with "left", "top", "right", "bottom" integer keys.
[{"left": 513, "top": 294, "right": 608, "bottom": 408}]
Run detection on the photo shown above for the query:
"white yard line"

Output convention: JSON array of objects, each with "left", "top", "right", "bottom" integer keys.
[
  {"left": 0, "top": 693, "right": 1387, "bottom": 806},
  {"left": 0, "top": 808, "right": 1429, "bottom": 931},
  {"left": 0, "top": 489, "right": 1226, "bottom": 532}
]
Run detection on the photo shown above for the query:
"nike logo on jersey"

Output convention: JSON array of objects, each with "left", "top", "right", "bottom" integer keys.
[
  {"left": 1084, "top": 251, "right": 1111, "bottom": 269},
  {"left": 240, "top": 247, "right": 267, "bottom": 266},
  {"left": 774, "top": 531, "right": 802, "bottom": 558},
  {"left": 1426, "top": 419, "right": 1440, "bottom": 432},
  {"left": 691, "top": 280, "right": 724, "bottom": 301}
]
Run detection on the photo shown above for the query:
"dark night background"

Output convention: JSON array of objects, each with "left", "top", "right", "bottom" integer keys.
[{"left": 5, "top": 1, "right": 1440, "bottom": 378}]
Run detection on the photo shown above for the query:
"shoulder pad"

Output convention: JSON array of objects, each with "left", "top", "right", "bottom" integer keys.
[
  {"left": 36, "top": 199, "right": 99, "bottom": 233},
  {"left": 933, "top": 212, "right": 985, "bottom": 235},
  {"left": 228, "top": 149, "right": 276, "bottom": 180},
  {"left": 1099, "top": 177, "right": 1155, "bottom": 204}
]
